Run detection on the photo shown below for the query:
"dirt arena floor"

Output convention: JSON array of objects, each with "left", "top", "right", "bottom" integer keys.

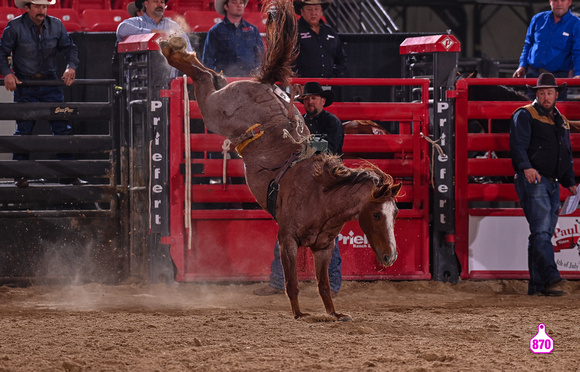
[{"left": 1, "top": 279, "right": 579, "bottom": 371}]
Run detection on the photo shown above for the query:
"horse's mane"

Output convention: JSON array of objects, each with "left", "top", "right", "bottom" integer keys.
[
  {"left": 313, "top": 153, "right": 401, "bottom": 202},
  {"left": 256, "top": 0, "right": 298, "bottom": 87}
]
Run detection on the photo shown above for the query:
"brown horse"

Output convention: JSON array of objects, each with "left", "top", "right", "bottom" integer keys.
[
  {"left": 343, "top": 120, "right": 388, "bottom": 135},
  {"left": 159, "top": 0, "right": 401, "bottom": 321}
]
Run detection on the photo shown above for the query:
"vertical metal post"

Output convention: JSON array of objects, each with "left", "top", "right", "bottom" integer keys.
[
  {"left": 118, "top": 34, "right": 174, "bottom": 283},
  {"left": 400, "top": 35, "right": 461, "bottom": 283}
]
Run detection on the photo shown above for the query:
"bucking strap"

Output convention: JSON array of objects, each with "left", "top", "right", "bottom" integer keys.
[
  {"left": 267, "top": 180, "right": 279, "bottom": 220},
  {"left": 265, "top": 151, "right": 302, "bottom": 220}
]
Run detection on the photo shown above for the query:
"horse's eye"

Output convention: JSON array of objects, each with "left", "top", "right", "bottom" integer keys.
[{"left": 373, "top": 213, "right": 381, "bottom": 220}]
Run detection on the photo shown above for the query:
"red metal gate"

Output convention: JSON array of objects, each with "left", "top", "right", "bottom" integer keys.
[
  {"left": 162, "top": 77, "right": 432, "bottom": 282},
  {"left": 453, "top": 77, "right": 580, "bottom": 279}
]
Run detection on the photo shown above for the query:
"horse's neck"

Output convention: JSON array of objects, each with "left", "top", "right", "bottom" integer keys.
[{"left": 332, "top": 181, "right": 375, "bottom": 222}]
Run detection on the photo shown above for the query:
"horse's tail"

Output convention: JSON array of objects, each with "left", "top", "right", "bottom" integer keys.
[{"left": 256, "top": 0, "right": 298, "bottom": 87}]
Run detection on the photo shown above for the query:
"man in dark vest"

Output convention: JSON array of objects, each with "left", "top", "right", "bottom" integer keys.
[{"left": 510, "top": 72, "right": 577, "bottom": 296}]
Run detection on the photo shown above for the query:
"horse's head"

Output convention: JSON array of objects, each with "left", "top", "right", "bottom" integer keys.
[{"left": 358, "top": 178, "right": 402, "bottom": 267}]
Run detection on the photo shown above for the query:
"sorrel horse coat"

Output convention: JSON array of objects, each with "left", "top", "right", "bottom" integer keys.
[{"left": 160, "top": 0, "right": 401, "bottom": 320}]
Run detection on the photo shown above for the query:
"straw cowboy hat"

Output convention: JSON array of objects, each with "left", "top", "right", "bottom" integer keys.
[
  {"left": 293, "top": 0, "right": 332, "bottom": 14},
  {"left": 15, "top": 0, "right": 55, "bottom": 9},
  {"left": 297, "top": 82, "right": 334, "bottom": 107},
  {"left": 527, "top": 72, "right": 567, "bottom": 91},
  {"left": 214, "top": 0, "right": 249, "bottom": 16}
]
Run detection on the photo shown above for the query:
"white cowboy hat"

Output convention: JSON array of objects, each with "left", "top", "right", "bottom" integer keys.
[
  {"left": 214, "top": 0, "right": 248, "bottom": 16},
  {"left": 14, "top": 0, "right": 56, "bottom": 9}
]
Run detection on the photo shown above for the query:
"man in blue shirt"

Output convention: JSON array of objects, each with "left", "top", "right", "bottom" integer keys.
[
  {"left": 116, "top": 0, "right": 192, "bottom": 51},
  {"left": 0, "top": 0, "right": 80, "bottom": 188},
  {"left": 293, "top": 0, "right": 347, "bottom": 78},
  {"left": 513, "top": 0, "right": 580, "bottom": 100},
  {"left": 202, "top": 0, "right": 264, "bottom": 77}
]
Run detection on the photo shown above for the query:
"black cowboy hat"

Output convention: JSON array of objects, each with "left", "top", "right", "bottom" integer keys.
[
  {"left": 293, "top": 0, "right": 331, "bottom": 14},
  {"left": 297, "top": 82, "right": 334, "bottom": 107},
  {"left": 527, "top": 72, "right": 567, "bottom": 91}
]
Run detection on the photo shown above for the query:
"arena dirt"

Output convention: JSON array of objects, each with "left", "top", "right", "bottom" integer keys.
[{"left": 1, "top": 279, "right": 579, "bottom": 371}]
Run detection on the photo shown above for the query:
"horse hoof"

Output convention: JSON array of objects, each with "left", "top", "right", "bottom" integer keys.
[
  {"left": 294, "top": 312, "right": 311, "bottom": 320},
  {"left": 168, "top": 36, "right": 187, "bottom": 52},
  {"left": 336, "top": 314, "right": 353, "bottom": 322}
]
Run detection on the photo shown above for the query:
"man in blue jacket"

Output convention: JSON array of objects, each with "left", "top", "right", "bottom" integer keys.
[
  {"left": 0, "top": 0, "right": 80, "bottom": 188},
  {"left": 513, "top": 0, "right": 580, "bottom": 100},
  {"left": 510, "top": 73, "right": 577, "bottom": 296},
  {"left": 292, "top": 0, "right": 347, "bottom": 78},
  {"left": 202, "top": 0, "right": 264, "bottom": 77}
]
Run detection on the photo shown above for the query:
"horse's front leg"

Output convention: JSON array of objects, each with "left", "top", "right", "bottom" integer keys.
[
  {"left": 279, "top": 237, "right": 308, "bottom": 319},
  {"left": 312, "top": 246, "right": 352, "bottom": 321}
]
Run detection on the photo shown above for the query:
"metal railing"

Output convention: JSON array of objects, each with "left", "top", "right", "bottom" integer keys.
[{"left": 325, "top": 0, "right": 399, "bottom": 34}]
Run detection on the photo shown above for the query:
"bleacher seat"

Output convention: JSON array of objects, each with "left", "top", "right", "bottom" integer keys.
[
  {"left": 164, "top": 9, "right": 177, "bottom": 18},
  {"left": 245, "top": 0, "right": 262, "bottom": 12},
  {"left": 49, "top": 8, "right": 83, "bottom": 31},
  {"left": 183, "top": 10, "right": 220, "bottom": 32},
  {"left": 81, "top": 9, "right": 128, "bottom": 31},
  {"left": 70, "top": 0, "right": 111, "bottom": 13},
  {"left": 0, "top": 7, "right": 23, "bottom": 31},
  {"left": 172, "top": 0, "right": 211, "bottom": 13},
  {"left": 244, "top": 11, "right": 265, "bottom": 33}
]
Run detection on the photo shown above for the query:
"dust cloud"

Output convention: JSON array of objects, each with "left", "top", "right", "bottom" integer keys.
[{"left": 1, "top": 279, "right": 580, "bottom": 371}]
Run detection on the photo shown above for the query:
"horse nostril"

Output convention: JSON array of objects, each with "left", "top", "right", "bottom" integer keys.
[{"left": 383, "top": 252, "right": 397, "bottom": 266}]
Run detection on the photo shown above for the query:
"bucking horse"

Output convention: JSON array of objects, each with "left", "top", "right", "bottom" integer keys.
[{"left": 159, "top": 0, "right": 401, "bottom": 321}]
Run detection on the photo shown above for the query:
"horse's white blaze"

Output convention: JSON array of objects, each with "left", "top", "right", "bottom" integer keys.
[{"left": 381, "top": 200, "right": 398, "bottom": 261}]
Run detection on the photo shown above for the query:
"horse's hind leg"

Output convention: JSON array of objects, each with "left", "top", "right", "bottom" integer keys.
[
  {"left": 312, "top": 247, "right": 352, "bottom": 321},
  {"left": 279, "top": 238, "right": 309, "bottom": 319},
  {"left": 159, "top": 37, "right": 227, "bottom": 91}
]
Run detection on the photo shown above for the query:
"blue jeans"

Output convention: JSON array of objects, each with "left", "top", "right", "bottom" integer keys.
[
  {"left": 269, "top": 237, "right": 342, "bottom": 292},
  {"left": 514, "top": 171, "right": 562, "bottom": 295},
  {"left": 13, "top": 84, "right": 73, "bottom": 161}
]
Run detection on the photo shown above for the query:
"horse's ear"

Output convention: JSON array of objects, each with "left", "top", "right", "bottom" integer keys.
[{"left": 391, "top": 182, "right": 402, "bottom": 197}]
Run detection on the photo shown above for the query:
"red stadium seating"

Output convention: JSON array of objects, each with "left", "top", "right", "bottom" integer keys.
[
  {"left": 172, "top": 0, "right": 211, "bottom": 13},
  {"left": 49, "top": 8, "right": 83, "bottom": 31},
  {"left": 0, "top": 7, "right": 23, "bottom": 31},
  {"left": 70, "top": 0, "right": 112, "bottom": 13},
  {"left": 245, "top": 0, "right": 262, "bottom": 12},
  {"left": 183, "top": 10, "right": 220, "bottom": 32},
  {"left": 81, "top": 9, "right": 128, "bottom": 31}
]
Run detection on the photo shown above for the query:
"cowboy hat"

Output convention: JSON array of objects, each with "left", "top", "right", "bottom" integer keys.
[
  {"left": 14, "top": 0, "right": 55, "bottom": 9},
  {"left": 127, "top": 1, "right": 142, "bottom": 17},
  {"left": 527, "top": 72, "right": 567, "bottom": 91},
  {"left": 297, "top": 82, "right": 334, "bottom": 107},
  {"left": 293, "top": 0, "right": 331, "bottom": 14},
  {"left": 214, "top": 0, "right": 249, "bottom": 16}
]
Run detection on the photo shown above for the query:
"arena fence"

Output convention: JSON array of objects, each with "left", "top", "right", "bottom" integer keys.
[
  {"left": 163, "top": 77, "right": 432, "bottom": 282},
  {"left": 453, "top": 77, "right": 580, "bottom": 280},
  {"left": 0, "top": 79, "right": 128, "bottom": 283}
]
